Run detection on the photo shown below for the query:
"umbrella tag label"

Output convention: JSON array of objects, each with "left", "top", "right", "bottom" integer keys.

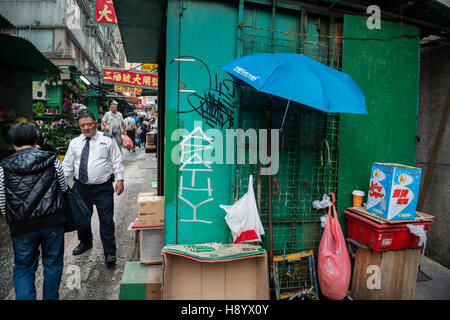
[{"left": 233, "top": 66, "right": 260, "bottom": 82}]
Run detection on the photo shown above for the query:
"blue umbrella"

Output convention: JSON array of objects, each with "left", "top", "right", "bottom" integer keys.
[{"left": 220, "top": 53, "right": 367, "bottom": 128}]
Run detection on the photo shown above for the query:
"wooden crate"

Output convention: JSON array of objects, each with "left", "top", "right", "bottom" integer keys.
[
  {"left": 119, "top": 262, "right": 162, "bottom": 300},
  {"left": 350, "top": 247, "right": 421, "bottom": 300}
]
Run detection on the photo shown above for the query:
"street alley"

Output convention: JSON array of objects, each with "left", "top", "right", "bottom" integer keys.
[{"left": 0, "top": 147, "right": 156, "bottom": 300}]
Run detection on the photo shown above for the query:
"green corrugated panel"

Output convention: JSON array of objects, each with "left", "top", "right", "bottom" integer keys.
[
  {"left": 46, "top": 86, "right": 62, "bottom": 107},
  {"left": 164, "top": 0, "right": 238, "bottom": 245},
  {"left": 337, "top": 15, "right": 420, "bottom": 230}
]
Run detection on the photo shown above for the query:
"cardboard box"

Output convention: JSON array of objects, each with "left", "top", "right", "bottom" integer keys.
[
  {"left": 161, "top": 243, "right": 269, "bottom": 300},
  {"left": 119, "top": 262, "right": 161, "bottom": 300},
  {"left": 137, "top": 192, "right": 164, "bottom": 227},
  {"left": 366, "top": 163, "right": 422, "bottom": 220}
]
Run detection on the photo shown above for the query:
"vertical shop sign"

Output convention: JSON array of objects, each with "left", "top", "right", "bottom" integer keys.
[{"left": 93, "top": 0, "right": 118, "bottom": 25}]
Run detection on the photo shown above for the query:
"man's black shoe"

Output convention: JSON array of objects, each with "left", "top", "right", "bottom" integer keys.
[
  {"left": 72, "top": 241, "right": 93, "bottom": 255},
  {"left": 105, "top": 254, "right": 117, "bottom": 266}
]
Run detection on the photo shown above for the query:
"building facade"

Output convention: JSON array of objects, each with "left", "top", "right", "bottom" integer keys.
[{"left": 0, "top": 0, "right": 124, "bottom": 75}]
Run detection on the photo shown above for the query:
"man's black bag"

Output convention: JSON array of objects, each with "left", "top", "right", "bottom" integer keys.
[{"left": 64, "top": 187, "right": 91, "bottom": 232}]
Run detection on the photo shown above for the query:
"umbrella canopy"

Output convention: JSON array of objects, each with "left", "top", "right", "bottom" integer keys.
[{"left": 220, "top": 53, "right": 368, "bottom": 115}]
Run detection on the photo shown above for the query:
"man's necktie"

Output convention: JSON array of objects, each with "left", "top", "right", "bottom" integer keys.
[{"left": 78, "top": 137, "right": 90, "bottom": 183}]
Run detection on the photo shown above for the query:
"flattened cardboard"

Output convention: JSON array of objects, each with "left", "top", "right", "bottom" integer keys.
[
  {"left": 348, "top": 207, "right": 434, "bottom": 224},
  {"left": 137, "top": 192, "right": 164, "bottom": 227},
  {"left": 161, "top": 243, "right": 269, "bottom": 300},
  {"left": 161, "top": 242, "right": 265, "bottom": 260}
]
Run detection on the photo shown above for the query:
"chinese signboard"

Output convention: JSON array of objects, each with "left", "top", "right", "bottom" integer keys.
[
  {"left": 114, "top": 85, "right": 142, "bottom": 95},
  {"left": 101, "top": 68, "right": 158, "bottom": 89},
  {"left": 93, "top": 0, "right": 118, "bottom": 25},
  {"left": 141, "top": 64, "right": 158, "bottom": 71}
]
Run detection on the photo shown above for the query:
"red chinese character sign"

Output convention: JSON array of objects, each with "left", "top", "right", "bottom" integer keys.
[
  {"left": 93, "top": 0, "right": 118, "bottom": 25},
  {"left": 101, "top": 68, "right": 158, "bottom": 89}
]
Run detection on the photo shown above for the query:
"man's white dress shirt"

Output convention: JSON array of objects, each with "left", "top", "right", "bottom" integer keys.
[{"left": 62, "top": 130, "right": 124, "bottom": 184}]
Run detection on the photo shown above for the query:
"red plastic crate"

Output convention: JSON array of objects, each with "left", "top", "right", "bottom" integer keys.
[{"left": 344, "top": 210, "right": 433, "bottom": 252}]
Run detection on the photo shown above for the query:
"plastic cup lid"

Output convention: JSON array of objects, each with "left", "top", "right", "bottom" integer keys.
[{"left": 352, "top": 190, "right": 365, "bottom": 196}]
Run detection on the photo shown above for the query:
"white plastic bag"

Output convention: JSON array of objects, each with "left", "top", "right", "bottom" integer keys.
[
  {"left": 313, "top": 194, "right": 332, "bottom": 210},
  {"left": 406, "top": 224, "right": 428, "bottom": 256},
  {"left": 220, "top": 175, "right": 265, "bottom": 243}
]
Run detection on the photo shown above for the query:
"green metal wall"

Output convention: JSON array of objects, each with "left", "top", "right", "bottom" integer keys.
[
  {"left": 164, "top": 0, "right": 239, "bottom": 244},
  {"left": 337, "top": 15, "right": 420, "bottom": 227},
  {"left": 164, "top": 3, "right": 421, "bottom": 248}
]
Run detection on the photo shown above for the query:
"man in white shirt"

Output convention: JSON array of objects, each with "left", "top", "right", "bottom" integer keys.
[
  {"left": 101, "top": 101, "right": 125, "bottom": 150},
  {"left": 62, "top": 112, "right": 124, "bottom": 266}
]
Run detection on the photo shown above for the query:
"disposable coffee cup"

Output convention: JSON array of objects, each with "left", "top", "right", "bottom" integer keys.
[{"left": 352, "top": 190, "right": 365, "bottom": 207}]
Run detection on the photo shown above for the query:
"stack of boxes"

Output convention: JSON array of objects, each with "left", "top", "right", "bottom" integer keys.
[
  {"left": 345, "top": 162, "right": 434, "bottom": 300},
  {"left": 120, "top": 192, "right": 165, "bottom": 300}
]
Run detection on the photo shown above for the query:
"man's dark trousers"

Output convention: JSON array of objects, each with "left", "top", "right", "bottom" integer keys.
[{"left": 73, "top": 179, "right": 116, "bottom": 256}]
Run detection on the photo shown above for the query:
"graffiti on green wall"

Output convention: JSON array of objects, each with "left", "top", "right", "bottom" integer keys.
[{"left": 171, "top": 56, "right": 236, "bottom": 130}]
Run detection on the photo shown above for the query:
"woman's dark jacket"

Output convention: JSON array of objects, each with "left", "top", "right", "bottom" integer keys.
[{"left": 0, "top": 148, "right": 65, "bottom": 235}]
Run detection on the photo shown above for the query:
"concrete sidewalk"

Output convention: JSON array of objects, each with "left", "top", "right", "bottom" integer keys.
[{"left": 415, "top": 255, "right": 450, "bottom": 300}]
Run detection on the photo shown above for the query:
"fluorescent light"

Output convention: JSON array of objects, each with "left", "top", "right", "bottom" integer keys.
[
  {"left": 174, "top": 58, "right": 195, "bottom": 62},
  {"left": 80, "top": 75, "right": 91, "bottom": 86}
]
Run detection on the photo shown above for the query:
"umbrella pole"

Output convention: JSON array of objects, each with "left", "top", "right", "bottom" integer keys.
[
  {"left": 280, "top": 100, "right": 291, "bottom": 150},
  {"left": 257, "top": 165, "right": 261, "bottom": 215},
  {"left": 266, "top": 111, "right": 273, "bottom": 278},
  {"left": 280, "top": 99, "right": 291, "bottom": 131}
]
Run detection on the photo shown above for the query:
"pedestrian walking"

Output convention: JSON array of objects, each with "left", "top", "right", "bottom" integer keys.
[
  {"left": 135, "top": 123, "right": 142, "bottom": 148},
  {"left": 140, "top": 116, "right": 149, "bottom": 147},
  {"left": 123, "top": 113, "right": 137, "bottom": 152},
  {"left": 132, "top": 112, "right": 140, "bottom": 127},
  {"left": 152, "top": 116, "right": 158, "bottom": 158},
  {"left": 101, "top": 101, "right": 125, "bottom": 151},
  {"left": 0, "top": 122, "right": 68, "bottom": 300},
  {"left": 62, "top": 112, "right": 124, "bottom": 266}
]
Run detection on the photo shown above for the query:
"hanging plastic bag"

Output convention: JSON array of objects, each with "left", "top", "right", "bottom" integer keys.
[
  {"left": 318, "top": 192, "right": 351, "bottom": 300},
  {"left": 406, "top": 224, "right": 427, "bottom": 256},
  {"left": 220, "top": 175, "right": 265, "bottom": 243},
  {"left": 122, "top": 134, "right": 133, "bottom": 150}
]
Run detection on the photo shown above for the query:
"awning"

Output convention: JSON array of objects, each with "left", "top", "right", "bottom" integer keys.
[
  {"left": 114, "top": 0, "right": 166, "bottom": 63},
  {"left": 0, "top": 14, "right": 14, "bottom": 29},
  {"left": 0, "top": 33, "right": 60, "bottom": 74}
]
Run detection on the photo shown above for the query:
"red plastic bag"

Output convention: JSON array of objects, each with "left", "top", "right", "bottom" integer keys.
[
  {"left": 122, "top": 134, "right": 133, "bottom": 150},
  {"left": 318, "top": 192, "right": 351, "bottom": 300}
]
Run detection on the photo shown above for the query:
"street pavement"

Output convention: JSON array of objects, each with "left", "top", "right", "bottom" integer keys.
[
  {"left": 0, "top": 146, "right": 156, "bottom": 300},
  {"left": 415, "top": 255, "right": 450, "bottom": 300}
]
